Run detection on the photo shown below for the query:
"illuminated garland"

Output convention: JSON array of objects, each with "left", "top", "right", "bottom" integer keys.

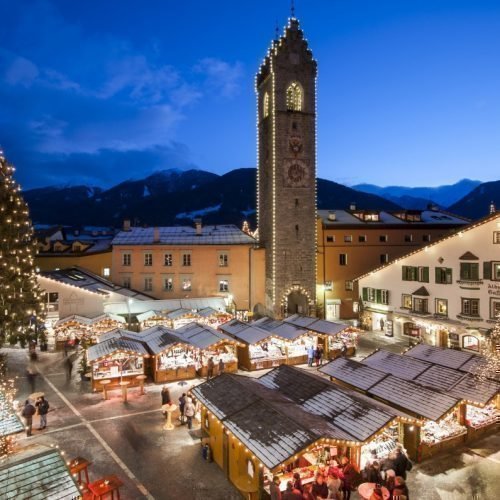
[
  {"left": 0, "top": 358, "right": 17, "bottom": 459},
  {"left": 474, "top": 313, "right": 500, "bottom": 382}
]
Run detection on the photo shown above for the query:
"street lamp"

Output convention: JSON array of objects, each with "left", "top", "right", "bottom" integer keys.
[{"left": 127, "top": 298, "right": 133, "bottom": 330}]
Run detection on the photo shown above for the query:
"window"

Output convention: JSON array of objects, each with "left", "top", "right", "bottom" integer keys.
[
  {"left": 182, "top": 277, "right": 192, "bottom": 291},
  {"left": 144, "top": 277, "right": 153, "bottom": 292},
  {"left": 339, "top": 254, "right": 347, "bottom": 266},
  {"left": 418, "top": 266, "right": 429, "bottom": 283},
  {"left": 44, "top": 292, "right": 59, "bottom": 313},
  {"left": 435, "top": 298, "right": 448, "bottom": 316},
  {"left": 423, "top": 234, "right": 431, "bottom": 242},
  {"left": 435, "top": 267, "right": 452, "bottom": 284},
  {"left": 379, "top": 235, "right": 388, "bottom": 242},
  {"left": 73, "top": 244, "right": 81, "bottom": 252},
  {"left": 163, "top": 277, "right": 173, "bottom": 291},
  {"left": 492, "top": 262, "right": 500, "bottom": 281},
  {"left": 344, "top": 235, "right": 352, "bottom": 243},
  {"left": 286, "top": 82, "right": 302, "bottom": 111},
  {"left": 345, "top": 280, "right": 353, "bottom": 291},
  {"left": 263, "top": 92, "right": 270, "bottom": 118},
  {"left": 102, "top": 267, "right": 110, "bottom": 277},
  {"left": 324, "top": 281, "right": 333, "bottom": 291},
  {"left": 404, "top": 234, "right": 413, "bottom": 242},
  {"left": 401, "top": 294, "right": 412, "bottom": 309},
  {"left": 490, "top": 299, "right": 500, "bottom": 320},
  {"left": 358, "top": 235, "right": 367, "bottom": 243},
  {"left": 367, "top": 288, "right": 376, "bottom": 302},
  {"left": 326, "top": 236, "right": 334, "bottom": 243},
  {"left": 182, "top": 253, "right": 191, "bottom": 267},
  {"left": 122, "top": 253, "right": 131, "bottom": 266},
  {"left": 460, "top": 263, "right": 479, "bottom": 280},
  {"left": 463, "top": 335, "right": 480, "bottom": 352},
  {"left": 413, "top": 297, "right": 428, "bottom": 313},
  {"left": 493, "top": 231, "right": 500, "bottom": 244},
  {"left": 164, "top": 254, "right": 173, "bottom": 266},
  {"left": 219, "top": 253, "right": 229, "bottom": 267},
  {"left": 144, "top": 253, "right": 153, "bottom": 266},
  {"left": 380, "top": 254, "right": 389, "bottom": 264},
  {"left": 122, "top": 276, "right": 131, "bottom": 289},
  {"left": 461, "top": 298, "right": 480, "bottom": 317},
  {"left": 219, "top": 279, "right": 229, "bottom": 292},
  {"left": 364, "top": 213, "right": 379, "bottom": 222},
  {"left": 402, "top": 266, "right": 428, "bottom": 282},
  {"left": 379, "top": 289, "right": 390, "bottom": 305}
]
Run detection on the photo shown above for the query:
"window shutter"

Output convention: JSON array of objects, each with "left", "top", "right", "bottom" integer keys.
[
  {"left": 483, "top": 262, "right": 492, "bottom": 280},
  {"left": 446, "top": 268, "right": 452, "bottom": 283},
  {"left": 402, "top": 266, "right": 407, "bottom": 281},
  {"left": 435, "top": 267, "right": 440, "bottom": 283},
  {"left": 422, "top": 267, "right": 429, "bottom": 283},
  {"left": 362, "top": 287, "right": 368, "bottom": 301},
  {"left": 376, "top": 289, "right": 382, "bottom": 303}
]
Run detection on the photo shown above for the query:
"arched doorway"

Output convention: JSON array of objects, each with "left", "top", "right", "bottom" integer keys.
[{"left": 281, "top": 286, "right": 312, "bottom": 317}]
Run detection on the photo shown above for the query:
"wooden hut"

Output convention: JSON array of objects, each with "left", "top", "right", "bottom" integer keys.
[
  {"left": 192, "top": 365, "right": 411, "bottom": 499},
  {"left": 197, "top": 307, "right": 232, "bottom": 328},
  {"left": 87, "top": 337, "right": 149, "bottom": 391},
  {"left": 136, "top": 310, "right": 170, "bottom": 330}
]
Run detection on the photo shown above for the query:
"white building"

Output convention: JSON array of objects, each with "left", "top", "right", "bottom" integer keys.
[{"left": 357, "top": 213, "right": 500, "bottom": 352}]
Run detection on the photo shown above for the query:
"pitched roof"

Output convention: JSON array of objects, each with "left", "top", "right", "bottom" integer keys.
[
  {"left": 284, "top": 314, "right": 350, "bottom": 336},
  {"left": 87, "top": 337, "right": 149, "bottom": 362},
  {"left": 411, "top": 286, "right": 430, "bottom": 296},
  {"left": 174, "top": 322, "right": 240, "bottom": 349},
  {"left": 404, "top": 344, "right": 477, "bottom": 370},
  {"left": 0, "top": 393, "right": 24, "bottom": 438},
  {"left": 363, "top": 350, "right": 431, "bottom": 380},
  {"left": 0, "top": 446, "right": 80, "bottom": 499},
  {"left": 219, "top": 319, "right": 276, "bottom": 344},
  {"left": 252, "top": 317, "right": 308, "bottom": 341},
  {"left": 112, "top": 224, "right": 255, "bottom": 246}
]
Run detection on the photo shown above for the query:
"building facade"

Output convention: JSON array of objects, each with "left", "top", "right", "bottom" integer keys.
[
  {"left": 317, "top": 208, "right": 470, "bottom": 321},
  {"left": 357, "top": 212, "right": 500, "bottom": 351},
  {"left": 110, "top": 222, "right": 265, "bottom": 315},
  {"left": 257, "top": 19, "right": 317, "bottom": 317}
]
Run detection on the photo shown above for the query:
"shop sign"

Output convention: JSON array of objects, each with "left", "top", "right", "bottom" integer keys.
[
  {"left": 488, "top": 284, "right": 500, "bottom": 296},
  {"left": 385, "top": 320, "right": 394, "bottom": 337}
]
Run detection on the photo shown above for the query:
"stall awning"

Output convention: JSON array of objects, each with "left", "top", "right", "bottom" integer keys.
[
  {"left": 87, "top": 337, "right": 149, "bottom": 362},
  {"left": 166, "top": 308, "right": 200, "bottom": 320},
  {"left": 175, "top": 322, "right": 243, "bottom": 349},
  {"left": 141, "top": 326, "right": 190, "bottom": 355},
  {"left": 0, "top": 393, "right": 24, "bottom": 438},
  {"left": 253, "top": 317, "right": 309, "bottom": 341},
  {"left": 54, "top": 314, "right": 94, "bottom": 327},
  {"left": 284, "top": 314, "right": 351, "bottom": 336},
  {"left": 219, "top": 319, "right": 281, "bottom": 344},
  {"left": 0, "top": 446, "right": 80, "bottom": 499}
]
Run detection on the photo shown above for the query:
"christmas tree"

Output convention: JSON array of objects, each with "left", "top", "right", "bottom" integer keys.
[
  {"left": 474, "top": 313, "right": 500, "bottom": 381},
  {"left": 0, "top": 151, "right": 45, "bottom": 348}
]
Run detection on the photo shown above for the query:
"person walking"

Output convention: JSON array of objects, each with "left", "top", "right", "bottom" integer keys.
[
  {"left": 269, "top": 476, "right": 282, "bottom": 500},
  {"left": 282, "top": 481, "right": 302, "bottom": 500},
  {"left": 178, "top": 393, "right": 186, "bottom": 424},
  {"left": 21, "top": 400, "right": 36, "bottom": 437},
  {"left": 35, "top": 396, "right": 49, "bottom": 430},
  {"left": 207, "top": 357, "right": 214, "bottom": 380},
  {"left": 314, "top": 346, "right": 322, "bottom": 367},
  {"left": 340, "top": 456, "right": 357, "bottom": 500},
  {"left": 184, "top": 396, "right": 196, "bottom": 430},
  {"left": 311, "top": 473, "right": 329, "bottom": 499},
  {"left": 65, "top": 356, "right": 73, "bottom": 381},
  {"left": 393, "top": 447, "right": 411, "bottom": 480},
  {"left": 218, "top": 358, "right": 225, "bottom": 375},
  {"left": 26, "top": 366, "right": 37, "bottom": 392},
  {"left": 307, "top": 345, "right": 314, "bottom": 367}
]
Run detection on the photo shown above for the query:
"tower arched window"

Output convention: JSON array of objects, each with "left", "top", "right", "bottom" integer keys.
[
  {"left": 263, "top": 92, "right": 270, "bottom": 118},
  {"left": 286, "top": 82, "right": 302, "bottom": 111}
]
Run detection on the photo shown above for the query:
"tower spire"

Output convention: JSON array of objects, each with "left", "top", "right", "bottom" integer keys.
[{"left": 291, "top": 0, "right": 295, "bottom": 18}]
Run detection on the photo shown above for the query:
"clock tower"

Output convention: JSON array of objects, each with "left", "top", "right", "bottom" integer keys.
[{"left": 256, "top": 18, "right": 317, "bottom": 318}]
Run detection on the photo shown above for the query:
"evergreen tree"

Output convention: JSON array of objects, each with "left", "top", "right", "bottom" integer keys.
[{"left": 0, "top": 151, "right": 45, "bottom": 347}]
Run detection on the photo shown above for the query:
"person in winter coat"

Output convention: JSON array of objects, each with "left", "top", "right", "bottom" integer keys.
[
  {"left": 269, "top": 475, "right": 282, "bottom": 500},
  {"left": 161, "top": 386, "right": 171, "bottom": 406},
  {"left": 392, "top": 476, "right": 410, "bottom": 500},
  {"left": 365, "top": 461, "right": 383, "bottom": 484},
  {"left": 178, "top": 393, "right": 186, "bottom": 424},
  {"left": 314, "top": 346, "right": 323, "bottom": 367},
  {"left": 184, "top": 396, "right": 196, "bottom": 429},
  {"left": 307, "top": 346, "right": 315, "bottom": 367},
  {"left": 35, "top": 396, "right": 49, "bottom": 429},
  {"left": 384, "top": 469, "right": 396, "bottom": 496},
  {"left": 207, "top": 357, "right": 215, "bottom": 380},
  {"left": 392, "top": 448, "right": 411, "bottom": 480},
  {"left": 340, "top": 457, "right": 357, "bottom": 500},
  {"left": 282, "top": 481, "right": 302, "bottom": 500},
  {"left": 311, "top": 473, "right": 329, "bottom": 499},
  {"left": 326, "top": 470, "right": 342, "bottom": 499},
  {"left": 292, "top": 472, "right": 303, "bottom": 494},
  {"left": 21, "top": 400, "right": 36, "bottom": 436}
]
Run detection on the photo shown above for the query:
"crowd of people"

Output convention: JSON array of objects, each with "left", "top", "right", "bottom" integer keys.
[
  {"left": 269, "top": 447, "right": 412, "bottom": 500},
  {"left": 161, "top": 386, "right": 198, "bottom": 430}
]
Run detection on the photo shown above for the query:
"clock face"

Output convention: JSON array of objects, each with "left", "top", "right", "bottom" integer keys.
[{"left": 284, "top": 159, "right": 309, "bottom": 187}]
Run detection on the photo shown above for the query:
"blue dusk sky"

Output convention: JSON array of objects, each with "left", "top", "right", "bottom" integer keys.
[{"left": 1, "top": 0, "right": 499, "bottom": 189}]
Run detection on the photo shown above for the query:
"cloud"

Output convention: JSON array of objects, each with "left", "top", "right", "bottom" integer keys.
[
  {"left": 4, "top": 56, "right": 39, "bottom": 87},
  {"left": 194, "top": 57, "right": 244, "bottom": 98}
]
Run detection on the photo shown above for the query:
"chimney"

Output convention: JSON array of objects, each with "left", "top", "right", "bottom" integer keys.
[
  {"left": 349, "top": 202, "right": 356, "bottom": 211},
  {"left": 194, "top": 218, "right": 202, "bottom": 236},
  {"left": 490, "top": 201, "right": 496, "bottom": 215},
  {"left": 123, "top": 219, "right": 131, "bottom": 231},
  {"left": 153, "top": 227, "right": 160, "bottom": 243},
  {"left": 327, "top": 211, "right": 336, "bottom": 221}
]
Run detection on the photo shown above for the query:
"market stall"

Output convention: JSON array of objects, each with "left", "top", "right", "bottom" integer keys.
[
  {"left": 166, "top": 309, "right": 201, "bottom": 329},
  {"left": 197, "top": 307, "right": 232, "bottom": 328},
  {"left": 87, "top": 337, "right": 149, "bottom": 391},
  {"left": 284, "top": 314, "right": 360, "bottom": 359},
  {"left": 136, "top": 310, "right": 170, "bottom": 330},
  {"left": 175, "top": 322, "right": 243, "bottom": 377},
  {"left": 53, "top": 314, "right": 94, "bottom": 349}
]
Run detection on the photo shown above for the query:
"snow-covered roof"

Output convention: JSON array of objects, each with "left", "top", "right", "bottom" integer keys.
[
  {"left": 404, "top": 344, "right": 478, "bottom": 370},
  {"left": 219, "top": 319, "right": 282, "bottom": 344},
  {"left": 87, "top": 337, "right": 149, "bottom": 362},
  {"left": 0, "top": 393, "right": 24, "bottom": 438},
  {"left": 174, "top": 322, "right": 241, "bottom": 349},
  {"left": 363, "top": 349, "right": 431, "bottom": 380},
  {"left": 112, "top": 224, "right": 255, "bottom": 245},
  {"left": 253, "top": 317, "right": 308, "bottom": 340},
  {"left": 284, "top": 314, "right": 351, "bottom": 336}
]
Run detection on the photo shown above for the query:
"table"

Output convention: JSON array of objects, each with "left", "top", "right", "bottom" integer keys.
[
  {"left": 135, "top": 375, "right": 147, "bottom": 395},
  {"left": 100, "top": 380, "right": 111, "bottom": 400},
  {"left": 87, "top": 474, "right": 123, "bottom": 499},
  {"left": 119, "top": 381, "right": 130, "bottom": 402},
  {"left": 68, "top": 456, "right": 92, "bottom": 487},
  {"left": 162, "top": 403, "right": 177, "bottom": 430},
  {"left": 358, "top": 483, "right": 390, "bottom": 500}
]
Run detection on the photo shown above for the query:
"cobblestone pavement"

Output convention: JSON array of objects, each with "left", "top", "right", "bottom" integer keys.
[{"left": 3, "top": 333, "right": 499, "bottom": 500}]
